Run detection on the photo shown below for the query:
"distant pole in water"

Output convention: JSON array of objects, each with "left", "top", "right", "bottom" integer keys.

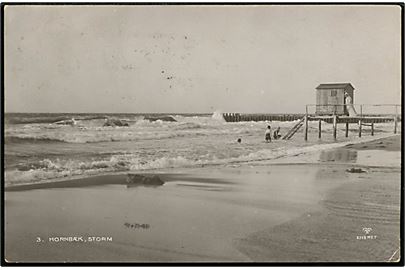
[
  {"left": 394, "top": 105, "right": 398, "bottom": 134},
  {"left": 371, "top": 122, "right": 374, "bottom": 136},
  {"left": 304, "top": 105, "right": 309, "bottom": 141},
  {"left": 394, "top": 116, "right": 397, "bottom": 134},
  {"left": 318, "top": 119, "right": 322, "bottom": 139}
]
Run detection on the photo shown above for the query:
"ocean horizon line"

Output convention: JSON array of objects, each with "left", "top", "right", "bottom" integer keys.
[{"left": 4, "top": 112, "right": 305, "bottom": 115}]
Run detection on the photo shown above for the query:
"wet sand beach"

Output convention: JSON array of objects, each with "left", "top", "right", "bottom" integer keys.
[
  {"left": 236, "top": 135, "right": 401, "bottom": 262},
  {"left": 4, "top": 135, "right": 401, "bottom": 262}
]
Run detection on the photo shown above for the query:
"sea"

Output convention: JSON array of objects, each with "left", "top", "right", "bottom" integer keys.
[{"left": 4, "top": 112, "right": 396, "bottom": 186}]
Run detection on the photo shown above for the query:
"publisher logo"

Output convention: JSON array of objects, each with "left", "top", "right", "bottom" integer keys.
[{"left": 357, "top": 227, "right": 377, "bottom": 240}]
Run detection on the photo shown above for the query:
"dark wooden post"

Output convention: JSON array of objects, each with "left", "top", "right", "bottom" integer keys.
[
  {"left": 318, "top": 119, "right": 322, "bottom": 139},
  {"left": 333, "top": 115, "right": 337, "bottom": 140},
  {"left": 358, "top": 119, "right": 362, "bottom": 137},
  {"left": 371, "top": 122, "right": 374, "bottom": 136},
  {"left": 304, "top": 106, "right": 309, "bottom": 141},
  {"left": 345, "top": 122, "right": 349, "bottom": 137},
  {"left": 394, "top": 105, "right": 398, "bottom": 134},
  {"left": 304, "top": 105, "right": 309, "bottom": 141},
  {"left": 304, "top": 115, "right": 308, "bottom": 141}
]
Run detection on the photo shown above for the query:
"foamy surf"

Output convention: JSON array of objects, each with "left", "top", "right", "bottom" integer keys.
[
  {"left": 4, "top": 132, "right": 395, "bottom": 187},
  {"left": 5, "top": 112, "right": 398, "bottom": 186}
]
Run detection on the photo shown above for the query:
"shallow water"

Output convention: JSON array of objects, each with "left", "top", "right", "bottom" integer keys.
[{"left": 5, "top": 165, "right": 336, "bottom": 262}]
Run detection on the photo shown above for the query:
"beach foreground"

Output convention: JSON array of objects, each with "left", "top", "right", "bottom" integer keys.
[{"left": 5, "top": 135, "right": 401, "bottom": 263}]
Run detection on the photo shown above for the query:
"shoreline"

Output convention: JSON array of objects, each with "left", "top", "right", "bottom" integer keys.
[
  {"left": 5, "top": 134, "right": 400, "bottom": 192},
  {"left": 4, "top": 134, "right": 401, "bottom": 262}
]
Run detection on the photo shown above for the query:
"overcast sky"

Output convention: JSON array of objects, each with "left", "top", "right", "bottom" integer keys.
[{"left": 5, "top": 5, "right": 402, "bottom": 113}]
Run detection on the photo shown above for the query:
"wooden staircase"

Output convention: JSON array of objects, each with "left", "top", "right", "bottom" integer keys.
[{"left": 282, "top": 117, "right": 305, "bottom": 140}]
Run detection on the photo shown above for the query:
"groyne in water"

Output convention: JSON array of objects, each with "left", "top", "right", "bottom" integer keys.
[
  {"left": 222, "top": 113, "right": 398, "bottom": 123},
  {"left": 223, "top": 113, "right": 305, "bottom": 122}
]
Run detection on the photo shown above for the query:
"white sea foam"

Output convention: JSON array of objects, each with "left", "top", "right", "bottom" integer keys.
[
  {"left": 5, "top": 113, "right": 399, "bottom": 185},
  {"left": 212, "top": 110, "right": 225, "bottom": 121},
  {"left": 5, "top": 132, "right": 395, "bottom": 186}
]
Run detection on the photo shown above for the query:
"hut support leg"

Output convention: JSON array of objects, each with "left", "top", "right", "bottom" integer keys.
[
  {"left": 358, "top": 120, "right": 362, "bottom": 138},
  {"left": 304, "top": 115, "right": 308, "bottom": 141},
  {"left": 333, "top": 115, "right": 337, "bottom": 140},
  {"left": 318, "top": 120, "right": 322, "bottom": 139},
  {"left": 345, "top": 122, "right": 349, "bottom": 137}
]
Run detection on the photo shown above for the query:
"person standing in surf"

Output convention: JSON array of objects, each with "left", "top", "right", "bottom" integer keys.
[
  {"left": 273, "top": 127, "right": 281, "bottom": 140},
  {"left": 265, "top": 125, "right": 272, "bottom": 142}
]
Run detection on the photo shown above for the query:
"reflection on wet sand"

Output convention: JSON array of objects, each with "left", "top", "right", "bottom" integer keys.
[{"left": 319, "top": 149, "right": 357, "bottom": 163}]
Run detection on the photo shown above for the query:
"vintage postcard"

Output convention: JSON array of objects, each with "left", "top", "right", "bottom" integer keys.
[{"left": 2, "top": 3, "right": 403, "bottom": 265}]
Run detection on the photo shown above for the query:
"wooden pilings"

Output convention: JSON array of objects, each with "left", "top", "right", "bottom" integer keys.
[
  {"left": 222, "top": 113, "right": 399, "bottom": 124},
  {"left": 222, "top": 113, "right": 307, "bottom": 122},
  {"left": 302, "top": 116, "right": 389, "bottom": 141}
]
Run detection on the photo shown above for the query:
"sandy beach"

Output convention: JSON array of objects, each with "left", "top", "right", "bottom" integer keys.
[{"left": 4, "top": 135, "right": 401, "bottom": 263}]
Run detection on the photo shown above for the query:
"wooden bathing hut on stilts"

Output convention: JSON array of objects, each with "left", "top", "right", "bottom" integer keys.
[{"left": 295, "top": 83, "right": 400, "bottom": 141}]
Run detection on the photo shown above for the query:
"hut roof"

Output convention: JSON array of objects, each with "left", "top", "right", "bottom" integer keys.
[{"left": 316, "top": 83, "right": 354, "bottom": 90}]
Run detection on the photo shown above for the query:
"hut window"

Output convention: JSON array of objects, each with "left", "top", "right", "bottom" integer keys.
[{"left": 331, "top": 90, "right": 337, "bottom": 97}]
